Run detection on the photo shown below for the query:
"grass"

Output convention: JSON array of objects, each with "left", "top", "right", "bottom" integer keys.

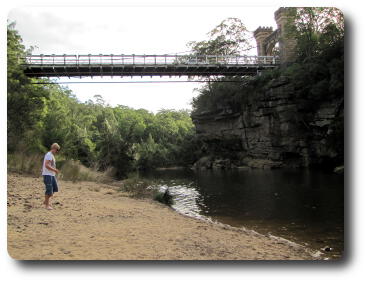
[
  {"left": 58, "top": 160, "right": 114, "bottom": 183},
  {"left": 7, "top": 153, "right": 114, "bottom": 183},
  {"left": 7, "top": 152, "right": 44, "bottom": 176}
]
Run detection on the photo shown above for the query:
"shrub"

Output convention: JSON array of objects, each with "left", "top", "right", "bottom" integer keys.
[
  {"left": 153, "top": 189, "right": 174, "bottom": 206},
  {"left": 119, "top": 178, "right": 174, "bottom": 206},
  {"left": 119, "top": 178, "right": 158, "bottom": 198}
]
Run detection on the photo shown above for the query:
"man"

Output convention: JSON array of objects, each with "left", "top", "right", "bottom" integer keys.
[{"left": 42, "top": 143, "right": 61, "bottom": 210}]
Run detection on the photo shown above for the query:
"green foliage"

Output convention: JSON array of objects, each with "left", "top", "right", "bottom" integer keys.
[
  {"left": 191, "top": 70, "right": 281, "bottom": 116},
  {"left": 153, "top": 189, "right": 174, "bottom": 206},
  {"left": 283, "top": 37, "right": 344, "bottom": 102},
  {"left": 191, "top": 77, "right": 244, "bottom": 115},
  {"left": 285, "top": 8, "right": 344, "bottom": 61},
  {"left": 7, "top": 22, "right": 50, "bottom": 152}
]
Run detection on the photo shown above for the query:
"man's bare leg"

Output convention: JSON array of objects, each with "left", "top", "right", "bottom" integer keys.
[{"left": 44, "top": 194, "right": 53, "bottom": 210}]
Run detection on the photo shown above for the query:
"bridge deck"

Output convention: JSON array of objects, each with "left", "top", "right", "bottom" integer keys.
[{"left": 22, "top": 54, "right": 279, "bottom": 78}]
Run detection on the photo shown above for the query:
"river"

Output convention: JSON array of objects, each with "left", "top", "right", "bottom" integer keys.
[{"left": 139, "top": 168, "right": 344, "bottom": 259}]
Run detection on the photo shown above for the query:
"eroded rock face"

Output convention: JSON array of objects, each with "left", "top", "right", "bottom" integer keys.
[{"left": 191, "top": 77, "right": 344, "bottom": 170}]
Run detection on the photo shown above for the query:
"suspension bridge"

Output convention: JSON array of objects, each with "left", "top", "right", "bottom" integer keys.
[{"left": 22, "top": 54, "right": 279, "bottom": 78}]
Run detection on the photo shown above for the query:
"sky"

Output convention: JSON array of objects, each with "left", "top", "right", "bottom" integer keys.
[{"left": 8, "top": 6, "right": 278, "bottom": 112}]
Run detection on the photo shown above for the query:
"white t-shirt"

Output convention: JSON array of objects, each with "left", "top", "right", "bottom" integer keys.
[{"left": 42, "top": 151, "right": 56, "bottom": 176}]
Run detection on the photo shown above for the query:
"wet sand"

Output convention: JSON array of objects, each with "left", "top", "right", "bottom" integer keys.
[{"left": 7, "top": 173, "right": 320, "bottom": 260}]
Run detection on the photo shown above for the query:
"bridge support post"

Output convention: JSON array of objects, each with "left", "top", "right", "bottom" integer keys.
[
  {"left": 254, "top": 7, "right": 297, "bottom": 64},
  {"left": 253, "top": 27, "right": 273, "bottom": 56},
  {"left": 274, "top": 7, "right": 297, "bottom": 63}
]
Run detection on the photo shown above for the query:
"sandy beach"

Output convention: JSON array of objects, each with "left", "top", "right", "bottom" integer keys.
[{"left": 7, "top": 173, "right": 320, "bottom": 260}]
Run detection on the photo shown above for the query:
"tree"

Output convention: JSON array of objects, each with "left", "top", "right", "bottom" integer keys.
[
  {"left": 135, "top": 134, "right": 161, "bottom": 169},
  {"left": 286, "top": 8, "right": 344, "bottom": 60},
  {"left": 7, "top": 22, "right": 49, "bottom": 152},
  {"left": 187, "top": 18, "right": 254, "bottom": 56}
]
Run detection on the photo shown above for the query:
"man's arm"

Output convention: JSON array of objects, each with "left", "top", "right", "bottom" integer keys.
[{"left": 45, "top": 160, "right": 59, "bottom": 174}]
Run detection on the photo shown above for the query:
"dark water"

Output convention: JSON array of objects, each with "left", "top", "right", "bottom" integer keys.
[{"left": 140, "top": 168, "right": 344, "bottom": 259}]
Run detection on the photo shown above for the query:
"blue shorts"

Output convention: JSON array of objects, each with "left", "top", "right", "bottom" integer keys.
[{"left": 43, "top": 175, "right": 59, "bottom": 195}]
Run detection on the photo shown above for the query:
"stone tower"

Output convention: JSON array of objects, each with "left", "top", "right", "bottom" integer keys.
[
  {"left": 253, "top": 26, "right": 273, "bottom": 56},
  {"left": 253, "top": 7, "right": 297, "bottom": 63},
  {"left": 274, "top": 7, "right": 297, "bottom": 63}
]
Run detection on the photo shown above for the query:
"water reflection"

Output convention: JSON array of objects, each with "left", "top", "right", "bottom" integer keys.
[{"left": 141, "top": 168, "right": 344, "bottom": 258}]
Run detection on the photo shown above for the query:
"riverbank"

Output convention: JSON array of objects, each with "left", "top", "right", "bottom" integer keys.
[{"left": 7, "top": 173, "right": 320, "bottom": 260}]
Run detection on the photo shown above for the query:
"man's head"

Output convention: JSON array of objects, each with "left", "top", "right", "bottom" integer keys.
[{"left": 50, "top": 143, "right": 61, "bottom": 154}]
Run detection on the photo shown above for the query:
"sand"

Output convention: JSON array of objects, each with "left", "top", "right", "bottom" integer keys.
[{"left": 7, "top": 173, "right": 320, "bottom": 260}]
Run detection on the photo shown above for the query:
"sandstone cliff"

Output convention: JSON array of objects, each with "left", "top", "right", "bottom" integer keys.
[{"left": 191, "top": 76, "right": 344, "bottom": 170}]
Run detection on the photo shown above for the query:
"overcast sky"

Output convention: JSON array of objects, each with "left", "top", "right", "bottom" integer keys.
[{"left": 8, "top": 6, "right": 278, "bottom": 112}]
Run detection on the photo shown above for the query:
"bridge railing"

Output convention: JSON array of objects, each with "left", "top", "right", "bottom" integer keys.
[{"left": 24, "top": 54, "right": 279, "bottom": 66}]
